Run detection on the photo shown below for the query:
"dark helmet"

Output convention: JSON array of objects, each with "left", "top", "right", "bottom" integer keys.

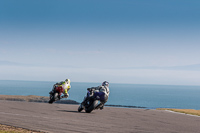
[{"left": 102, "top": 81, "right": 109, "bottom": 87}]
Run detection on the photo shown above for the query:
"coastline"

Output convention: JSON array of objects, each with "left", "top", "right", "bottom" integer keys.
[
  {"left": 1, "top": 80, "right": 200, "bottom": 110},
  {"left": 1, "top": 94, "right": 199, "bottom": 116},
  {"left": 0, "top": 94, "right": 79, "bottom": 105},
  {"left": 0, "top": 95, "right": 147, "bottom": 109}
]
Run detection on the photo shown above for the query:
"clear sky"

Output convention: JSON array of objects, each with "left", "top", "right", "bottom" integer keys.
[{"left": 1, "top": 0, "right": 200, "bottom": 85}]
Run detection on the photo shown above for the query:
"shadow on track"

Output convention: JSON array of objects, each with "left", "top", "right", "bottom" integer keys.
[{"left": 58, "top": 110, "right": 83, "bottom": 113}]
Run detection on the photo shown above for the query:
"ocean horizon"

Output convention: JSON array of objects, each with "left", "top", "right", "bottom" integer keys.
[{"left": 0, "top": 80, "right": 200, "bottom": 109}]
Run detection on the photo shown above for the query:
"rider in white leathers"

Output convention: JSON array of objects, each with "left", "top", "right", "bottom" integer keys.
[{"left": 83, "top": 81, "right": 110, "bottom": 110}]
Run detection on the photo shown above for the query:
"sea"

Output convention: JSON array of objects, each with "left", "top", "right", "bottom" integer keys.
[{"left": 0, "top": 80, "right": 200, "bottom": 109}]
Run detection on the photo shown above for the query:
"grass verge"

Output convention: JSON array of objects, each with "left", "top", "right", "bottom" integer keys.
[
  {"left": 157, "top": 108, "right": 200, "bottom": 116},
  {"left": 0, "top": 124, "right": 43, "bottom": 133}
]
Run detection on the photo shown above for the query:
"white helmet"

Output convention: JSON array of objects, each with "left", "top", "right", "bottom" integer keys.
[
  {"left": 102, "top": 81, "right": 109, "bottom": 87},
  {"left": 65, "top": 79, "right": 70, "bottom": 84}
]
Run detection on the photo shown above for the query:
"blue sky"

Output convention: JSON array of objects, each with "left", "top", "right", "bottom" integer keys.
[{"left": 1, "top": 0, "right": 200, "bottom": 85}]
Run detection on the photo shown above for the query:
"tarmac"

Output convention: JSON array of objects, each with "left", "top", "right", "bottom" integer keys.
[{"left": 0, "top": 100, "right": 200, "bottom": 133}]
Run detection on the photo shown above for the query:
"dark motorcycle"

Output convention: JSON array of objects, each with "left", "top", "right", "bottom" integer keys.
[
  {"left": 78, "top": 89, "right": 99, "bottom": 113},
  {"left": 48, "top": 86, "right": 64, "bottom": 104}
]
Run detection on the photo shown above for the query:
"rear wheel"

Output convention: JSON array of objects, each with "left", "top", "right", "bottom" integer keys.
[
  {"left": 48, "top": 93, "right": 59, "bottom": 104},
  {"left": 78, "top": 104, "right": 84, "bottom": 112},
  {"left": 48, "top": 94, "right": 54, "bottom": 104},
  {"left": 85, "top": 100, "right": 98, "bottom": 113}
]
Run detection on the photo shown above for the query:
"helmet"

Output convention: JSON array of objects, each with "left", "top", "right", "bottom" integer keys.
[
  {"left": 65, "top": 79, "right": 70, "bottom": 84},
  {"left": 102, "top": 81, "right": 109, "bottom": 87}
]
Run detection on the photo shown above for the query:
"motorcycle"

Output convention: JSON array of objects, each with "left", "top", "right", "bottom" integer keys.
[
  {"left": 48, "top": 86, "right": 64, "bottom": 104},
  {"left": 78, "top": 89, "right": 99, "bottom": 113}
]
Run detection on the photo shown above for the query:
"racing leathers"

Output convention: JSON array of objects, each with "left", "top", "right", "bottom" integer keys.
[
  {"left": 50, "top": 81, "right": 71, "bottom": 99},
  {"left": 86, "top": 85, "right": 110, "bottom": 110}
]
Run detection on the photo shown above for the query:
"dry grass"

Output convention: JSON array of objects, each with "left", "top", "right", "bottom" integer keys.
[
  {"left": 157, "top": 108, "right": 200, "bottom": 116},
  {"left": 0, "top": 124, "right": 43, "bottom": 133}
]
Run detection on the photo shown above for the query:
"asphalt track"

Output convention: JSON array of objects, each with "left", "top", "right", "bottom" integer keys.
[{"left": 0, "top": 100, "right": 200, "bottom": 133}]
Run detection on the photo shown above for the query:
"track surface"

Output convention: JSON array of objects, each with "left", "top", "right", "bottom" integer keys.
[{"left": 0, "top": 100, "right": 200, "bottom": 133}]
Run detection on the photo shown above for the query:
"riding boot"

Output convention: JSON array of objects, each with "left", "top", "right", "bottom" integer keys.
[
  {"left": 95, "top": 103, "right": 104, "bottom": 110},
  {"left": 61, "top": 93, "right": 69, "bottom": 99},
  {"left": 100, "top": 105, "right": 104, "bottom": 110}
]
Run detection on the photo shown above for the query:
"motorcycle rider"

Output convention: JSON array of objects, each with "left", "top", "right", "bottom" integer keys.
[
  {"left": 82, "top": 81, "right": 110, "bottom": 110},
  {"left": 49, "top": 79, "right": 71, "bottom": 99}
]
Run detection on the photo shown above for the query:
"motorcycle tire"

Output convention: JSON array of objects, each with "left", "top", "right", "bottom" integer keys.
[
  {"left": 78, "top": 104, "right": 84, "bottom": 112},
  {"left": 85, "top": 100, "right": 98, "bottom": 113},
  {"left": 48, "top": 94, "right": 54, "bottom": 104},
  {"left": 48, "top": 92, "right": 59, "bottom": 104}
]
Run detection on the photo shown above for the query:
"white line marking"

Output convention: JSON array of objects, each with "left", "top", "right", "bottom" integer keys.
[{"left": 165, "top": 110, "right": 200, "bottom": 118}]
